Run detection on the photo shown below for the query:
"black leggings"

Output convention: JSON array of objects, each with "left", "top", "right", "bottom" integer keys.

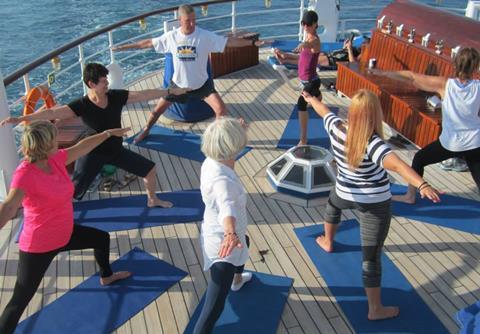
[
  {"left": 412, "top": 139, "right": 480, "bottom": 192},
  {"left": 297, "top": 78, "right": 322, "bottom": 111},
  {"left": 0, "top": 225, "right": 112, "bottom": 334},
  {"left": 193, "top": 236, "right": 250, "bottom": 334}
]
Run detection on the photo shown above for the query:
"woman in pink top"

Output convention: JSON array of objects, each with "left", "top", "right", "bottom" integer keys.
[
  {"left": 0, "top": 121, "right": 131, "bottom": 334},
  {"left": 274, "top": 10, "right": 322, "bottom": 145}
]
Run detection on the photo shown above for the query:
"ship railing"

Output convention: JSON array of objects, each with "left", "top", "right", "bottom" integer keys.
[{"left": 3, "top": 0, "right": 466, "bottom": 115}]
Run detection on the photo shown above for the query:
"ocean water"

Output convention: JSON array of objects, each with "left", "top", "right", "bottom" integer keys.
[{"left": 0, "top": 0, "right": 467, "bottom": 112}]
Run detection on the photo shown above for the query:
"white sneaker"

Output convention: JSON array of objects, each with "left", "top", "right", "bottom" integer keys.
[{"left": 231, "top": 272, "right": 253, "bottom": 292}]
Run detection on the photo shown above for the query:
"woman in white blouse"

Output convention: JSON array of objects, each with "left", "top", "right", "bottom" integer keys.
[{"left": 193, "top": 118, "right": 251, "bottom": 334}]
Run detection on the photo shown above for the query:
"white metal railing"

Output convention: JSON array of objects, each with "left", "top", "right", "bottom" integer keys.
[{"left": 3, "top": 0, "right": 467, "bottom": 116}]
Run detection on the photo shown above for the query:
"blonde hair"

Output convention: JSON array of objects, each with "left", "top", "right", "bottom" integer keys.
[
  {"left": 178, "top": 4, "right": 195, "bottom": 17},
  {"left": 345, "top": 89, "right": 384, "bottom": 168},
  {"left": 201, "top": 118, "right": 247, "bottom": 161},
  {"left": 21, "top": 120, "right": 57, "bottom": 162}
]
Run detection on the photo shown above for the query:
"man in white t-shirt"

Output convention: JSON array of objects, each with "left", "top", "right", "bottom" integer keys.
[{"left": 115, "top": 4, "right": 261, "bottom": 142}]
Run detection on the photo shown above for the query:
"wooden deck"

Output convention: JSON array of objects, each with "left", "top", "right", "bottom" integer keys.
[{"left": 1, "top": 54, "right": 479, "bottom": 333}]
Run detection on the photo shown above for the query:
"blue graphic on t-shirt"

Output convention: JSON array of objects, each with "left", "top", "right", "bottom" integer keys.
[{"left": 176, "top": 45, "right": 197, "bottom": 62}]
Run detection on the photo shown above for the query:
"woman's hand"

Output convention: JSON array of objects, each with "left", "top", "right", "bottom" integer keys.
[
  {"left": 419, "top": 185, "right": 441, "bottom": 203},
  {"left": 105, "top": 127, "right": 131, "bottom": 138},
  {"left": 0, "top": 117, "right": 21, "bottom": 126},
  {"left": 302, "top": 91, "right": 315, "bottom": 103},
  {"left": 218, "top": 233, "right": 243, "bottom": 258}
]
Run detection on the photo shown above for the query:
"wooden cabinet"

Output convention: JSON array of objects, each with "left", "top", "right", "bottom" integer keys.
[{"left": 209, "top": 32, "right": 259, "bottom": 78}]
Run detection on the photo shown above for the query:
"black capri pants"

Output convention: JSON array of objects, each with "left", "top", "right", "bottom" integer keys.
[
  {"left": 0, "top": 225, "right": 112, "bottom": 334},
  {"left": 325, "top": 191, "right": 391, "bottom": 288},
  {"left": 193, "top": 235, "right": 250, "bottom": 334},
  {"left": 411, "top": 139, "right": 480, "bottom": 192},
  {"left": 73, "top": 146, "right": 155, "bottom": 200},
  {"left": 298, "top": 77, "right": 322, "bottom": 111}
]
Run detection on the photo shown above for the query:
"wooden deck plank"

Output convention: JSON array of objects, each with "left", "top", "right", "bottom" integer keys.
[{"left": 2, "top": 57, "right": 479, "bottom": 333}]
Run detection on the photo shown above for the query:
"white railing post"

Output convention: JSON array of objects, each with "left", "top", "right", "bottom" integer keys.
[
  {"left": 299, "top": 0, "right": 305, "bottom": 41},
  {"left": 340, "top": 19, "right": 346, "bottom": 38},
  {"left": 0, "top": 70, "right": 20, "bottom": 196},
  {"left": 22, "top": 74, "right": 31, "bottom": 95},
  {"left": 78, "top": 45, "right": 87, "bottom": 95},
  {"left": 231, "top": 1, "right": 237, "bottom": 33},
  {"left": 108, "top": 31, "right": 115, "bottom": 63}
]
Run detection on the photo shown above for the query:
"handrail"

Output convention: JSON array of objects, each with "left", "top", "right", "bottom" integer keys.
[{"left": 3, "top": 0, "right": 235, "bottom": 87}]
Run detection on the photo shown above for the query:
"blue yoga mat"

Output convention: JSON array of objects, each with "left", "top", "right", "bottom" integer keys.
[
  {"left": 184, "top": 272, "right": 293, "bottom": 333},
  {"left": 457, "top": 300, "right": 480, "bottom": 334},
  {"left": 74, "top": 190, "right": 204, "bottom": 232},
  {"left": 294, "top": 220, "right": 449, "bottom": 334},
  {"left": 391, "top": 184, "right": 480, "bottom": 235},
  {"left": 277, "top": 106, "right": 337, "bottom": 150},
  {"left": 15, "top": 247, "right": 187, "bottom": 334},
  {"left": 125, "top": 125, "right": 251, "bottom": 162},
  {"left": 15, "top": 190, "right": 205, "bottom": 242}
]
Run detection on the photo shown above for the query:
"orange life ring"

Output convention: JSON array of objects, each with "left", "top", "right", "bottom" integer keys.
[{"left": 23, "top": 85, "right": 56, "bottom": 116}]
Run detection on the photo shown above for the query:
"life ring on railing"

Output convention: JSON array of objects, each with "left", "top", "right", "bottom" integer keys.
[{"left": 23, "top": 85, "right": 56, "bottom": 116}]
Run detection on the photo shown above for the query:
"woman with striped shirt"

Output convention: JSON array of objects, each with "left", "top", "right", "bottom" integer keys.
[{"left": 302, "top": 89, "right": 440, "bottom": 321}]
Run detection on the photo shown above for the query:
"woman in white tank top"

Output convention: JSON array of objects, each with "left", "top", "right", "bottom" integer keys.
[{"left": 372, "top": 47, "right": 480, "bottom": 204}]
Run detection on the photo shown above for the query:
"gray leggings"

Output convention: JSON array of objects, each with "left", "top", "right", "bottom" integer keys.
[{"left": 325, "top": 191, "right": 391, "bottom": 288}]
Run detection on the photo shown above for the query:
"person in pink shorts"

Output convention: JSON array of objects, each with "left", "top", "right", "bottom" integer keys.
[{"left": 0, "top": 121, "right": 132, "bottom": 334}]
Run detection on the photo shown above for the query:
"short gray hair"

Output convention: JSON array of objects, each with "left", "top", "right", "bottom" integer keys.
[
  {"left": 201, "top": 118, "right": 247, "bottom": 161},
  {"left": 178, "top": 4, "right": 195, "bottom": 17}
]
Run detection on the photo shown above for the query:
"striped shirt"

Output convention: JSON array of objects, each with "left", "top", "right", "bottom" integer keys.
[{"left": 324, "top": 112, "right": 393, "bottom": 203}]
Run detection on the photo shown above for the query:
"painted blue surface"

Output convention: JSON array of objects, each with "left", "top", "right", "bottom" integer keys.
[
  {"left": 277, "top": 105, "right": 337, "bottom": 149},
  {"left": 15, "top": 248, "right": 187, "bottom": 334},
  {"left": 294, "top": 220, "right": 449, "bottom": 334}
]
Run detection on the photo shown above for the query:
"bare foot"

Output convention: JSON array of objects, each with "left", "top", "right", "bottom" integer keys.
[
  {"left": 298, "top": 140, "right": 307, "bottom": 146},
  {"left": 100, "top": 271, "right": 132, "bottom": 286},
  {"left": 273, "top": 48, "right": 286, "bottom": 64},
  {"left": 392, "top": 194, "right": 416, "bottom": 204},
  {"left": 148, "top": 197, "right": 173, "bottom": 208},
  {"left": 133, "top": 129, "right": 150, "bottom": 144},
  {"left": 316, "top": 235, "right": 333, "bottom": 253},
  {"left": 368, "top": 306, "right": 400, "bottom": 321}
]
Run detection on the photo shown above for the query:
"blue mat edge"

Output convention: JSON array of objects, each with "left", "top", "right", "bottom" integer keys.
[{"left": 15, "top": 247, "right": 188, "bottom": 334}]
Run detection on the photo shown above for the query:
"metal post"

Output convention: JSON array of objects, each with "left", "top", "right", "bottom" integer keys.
[
  {"left": 0, "top": 69, "right": 20, "bottom": 193},
  {"left": 340, "top": 20, "right": 346, "bottom": 38},
  {"left": 22, "top": 74, "right": 31, "bottom": 95},
  {"left": 299, "top": 0, "right": 305, "bottom": 41},
  {"left": 78, "top": 45, "right": 87, "bottom": 95},
  {"left": 108, "top": 31, "right": 115, "bottom": 63},
  {"left": 231, "top": 1, "right": 237, "bottom": 34}
]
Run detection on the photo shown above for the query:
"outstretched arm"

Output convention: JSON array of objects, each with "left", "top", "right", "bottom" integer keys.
[
  {"left": 0, "top": 105, "right": 76, "bottom": 127},
  {"left": 301, "top": 92, "right": 331, "bottom": 118},
  {"left": 372, "top": 70, "right": 447, "bottom": 98},
  {"left": 0, "top": 188, "right": 24, "bottom": 230},
  {"left": 65, "top": 127, "right": 131, "bottom": 165},
  {"left": 126, "top": 87, "right": 189, "bottom": 104},
  {"left": 383, "top": 152, "right": 441, "bottom": 202},
  {"left": 226, "top": 37, "right": 263, "bottom": 48},
  {"left": 113, "top": 39, "right": 153, "bottom": 51}
]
